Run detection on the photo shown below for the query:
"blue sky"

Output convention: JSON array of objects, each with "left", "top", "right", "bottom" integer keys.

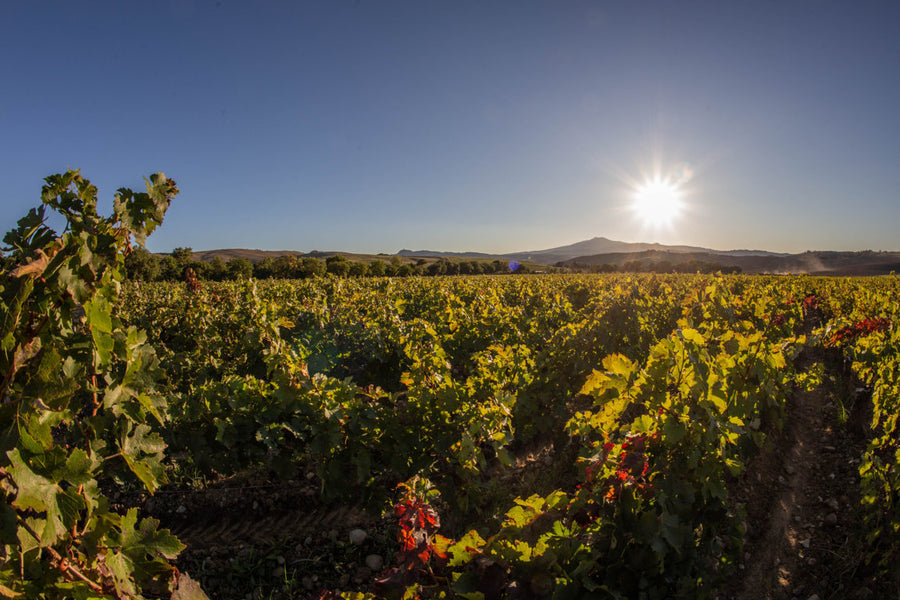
[{"left": 3, "top": 1, "right": 899, "bottom": 254}]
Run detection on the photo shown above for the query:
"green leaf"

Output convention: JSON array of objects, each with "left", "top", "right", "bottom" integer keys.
[
  {"left": 631, "top": 413, "right": 655, "bottom": 434},
  {"left": 83, "top": 297, "right": 112, "bottom": 334},
  {"left": 119, "top": 509, "right": 185, "bottom": 560},
  {"left": 661, "top": 416, "right": 686, "bottom": 445},
  {"left": 447, "top": 530, "right": 486, "bottom": 567},
  {"left": 660, "top": 511, "right": 688, "bottom": 554},
  {"left": 707, "top": 392, "right": 727, "bottom": 413},
  {"left": 84, "top": 297, "right": 114, "bottom": 367},
  {"left": 120, "top": 424, "right": 167, "bottom": 493},
  {"left": 6, "top": 448, "right": 67, "bottom": 546},
  {"left": 603, "top": 353, "right": 635, "bottom": 378},
  {"left": 680, "top": 328, "right": 706, "bottom": 347},
  {"left": 55, "top": 448, "right": 94, "bottom": 486}
]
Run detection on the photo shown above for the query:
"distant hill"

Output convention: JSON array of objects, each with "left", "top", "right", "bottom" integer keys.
[
  {"left": 397, "top": 249, "right": 496, "bottom": 259},
  {"left": 399, "top": 236, "right": 785, "bottom": 265},
  {"left": 559, "top": 249, "right": 900, "bottom": 276},
  {"left": 185, "top": 248, "right": 416, "bottom": 264}
]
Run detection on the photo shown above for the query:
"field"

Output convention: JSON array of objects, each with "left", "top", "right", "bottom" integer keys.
[
  {"left": 2, "top": 175, "right": 900, "bottom": 599},
  {"left": 115, "top": 274, "right": 897, "bottom": 600}
]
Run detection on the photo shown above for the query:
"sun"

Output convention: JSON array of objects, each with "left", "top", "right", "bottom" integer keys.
[{"left": 632, "top": 176, "right": 684, "bottom": 227}]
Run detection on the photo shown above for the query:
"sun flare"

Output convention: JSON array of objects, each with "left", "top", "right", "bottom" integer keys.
[{"left": 632, "top": 177, "right": 683, "bottom": 227}]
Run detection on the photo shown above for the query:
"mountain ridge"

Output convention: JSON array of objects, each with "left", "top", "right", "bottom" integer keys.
[{"left": 398, "top": 236, "right": 788, "bottom": 264}]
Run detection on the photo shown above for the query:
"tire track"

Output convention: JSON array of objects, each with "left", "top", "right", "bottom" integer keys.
[{"left": 166, "top": 502, "right": 370, "bottom": 548}]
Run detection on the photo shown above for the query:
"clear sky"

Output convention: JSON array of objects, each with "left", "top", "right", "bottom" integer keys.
[{"left": 3, "top": 1, "right": 899, "bottom": 254}]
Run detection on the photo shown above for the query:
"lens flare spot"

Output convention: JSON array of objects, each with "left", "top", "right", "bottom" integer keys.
[{"left": 632, "top": 177, "right": 683, "bottom": 227}]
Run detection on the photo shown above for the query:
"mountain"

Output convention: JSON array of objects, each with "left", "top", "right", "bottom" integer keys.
[{"left": 399, "top": 237, "right": 785, "bottom": 265}]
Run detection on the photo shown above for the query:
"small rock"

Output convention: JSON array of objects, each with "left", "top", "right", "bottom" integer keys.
[
  {"left": 338, "top": 573, "right": 351, "bottom": 587},
  {"left": 272, "top": 566, "right": 285, "bottom": 578},
  {"left": 543, "top": 455, "right": 553, "bottom": 466},
  {"left": 807, "top": 595, "right": 821, "bottom": 600},
  {"left": 349, "top": 529, "right": 368, "bottom": 545},
  {"left": 252, "top": 500, "right": 259, "bottom": 510},
  {"left": 800, "top": 538, "right": 811, "bottom": 548},
  {"left": 365, "top": 554, "right": 384, "bottom": 571},
  {"left": 778, "top": 475, "right": 787, "bottom": 485},
  {"left": 276, "top": 555, "right": 285, "bottom": 565},
  {"left": 302, "top": 576, "right": 314, "bottom": 590},
  {"left": 825, "top": 513, "right": 838, "bottom": 526},
  {"left": 305, "top": 536, "right": 313, "bottom": 545},
  {"left": 176, "top": 504, "right": 187, "bottom": 514},
  {"left": 785, "top": 465, "right": 796, "bottom": 475},
  {"left": 825, "top": 498, "right": 840, "bottom": 511},
  {"left": 807, "top": 557, "right": 817, "bottom": 566},
  {"left": 793, "top": 585, "right": 805, "bottom": 595}
]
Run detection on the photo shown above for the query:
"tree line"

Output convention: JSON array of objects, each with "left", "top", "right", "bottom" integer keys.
[
  {"left": 563, "top": 258, "right": 742, "bottom": 274},
  {"left": 124, "top": 247, "right": 541, "bottom": 281}
]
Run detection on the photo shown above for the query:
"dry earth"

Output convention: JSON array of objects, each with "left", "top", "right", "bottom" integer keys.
[{"left": 727, "top": 349, "right": 879, "bottom": 600}]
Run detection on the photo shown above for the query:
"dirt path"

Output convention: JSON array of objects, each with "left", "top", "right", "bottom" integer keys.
[{"left": 728, "top": 351, "right": 877, "bottom": 600}]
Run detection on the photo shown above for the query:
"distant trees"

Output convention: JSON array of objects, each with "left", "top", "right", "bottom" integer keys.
[
  {"left": 119, "top": 249, "right": 550, "bottom": 282},
  {"left": 272, "top": 255, "right": 299, "bottom": 278},
  {"left": 348, "top": 261, "right": 369, "bottom": 277},
  {"left": 226, "top": 257, "right": 254, "bottom": 279},
  {"left": 299, "top": 257, "right": 326, "bottom": 278},
  {"left": 565, "top": 259, "right": 741, "bottom": 275},
  {"left": 125, "top": 247, "right": 162, "bottom": 281},
  {"left": 325, "top": 255, "right": 350, "bottom": 277}
]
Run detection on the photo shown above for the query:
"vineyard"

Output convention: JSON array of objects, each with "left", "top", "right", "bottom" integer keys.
[{"left": 2, "top": 173, "right": 899, "bottom": 599}]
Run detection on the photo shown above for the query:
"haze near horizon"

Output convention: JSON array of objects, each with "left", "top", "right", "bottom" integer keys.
[{"left": 3, "top": 1, "right": 899, "bottom": 255}]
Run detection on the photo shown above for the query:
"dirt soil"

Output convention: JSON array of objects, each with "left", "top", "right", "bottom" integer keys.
[
  {"left": 725, "top": 350, "right": 880, "bottom": 600},
  {"left": 129, "top": 474, "right": 388, "bottom": 599}
]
